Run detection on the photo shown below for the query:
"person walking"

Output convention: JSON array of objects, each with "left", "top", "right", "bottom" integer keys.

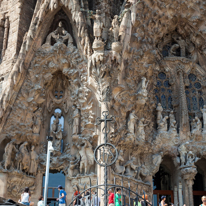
[
  {"left": 37, "top": 196, "right": 44, "bottom": 206},
  {"left": 140, "top": 194, "right": 149, "bottom": 206},
  {"left": 73, "top": 191, "right": 81, "bottom": 206},
  {"left": 57, "top": 185, "right": 67, "bottom": 206},
  {"left": 159, "top": 196, "right": 167, "bottom": 206},
  {"left": 200, "top": 196, "right": 206, "bottom": 206},
  {"left": 108, "top": 189, "right": 114, "bottom": 206},
  {"left": 20, "top": 187, "right": 34, "bottom": 206},
  {"left": 115, "top": 188, "right": 121, "bottom": 206}
]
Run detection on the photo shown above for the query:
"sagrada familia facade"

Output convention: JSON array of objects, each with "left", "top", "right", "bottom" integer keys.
[{"left": 0, "top": 0, "right": 206, "bottom": 205}]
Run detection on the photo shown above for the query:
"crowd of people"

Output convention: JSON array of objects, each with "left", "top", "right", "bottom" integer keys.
[{"left": 18, "top": 187, "right": 206, "bottom": 206}]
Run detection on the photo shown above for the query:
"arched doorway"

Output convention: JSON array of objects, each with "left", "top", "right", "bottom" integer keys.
[
  {"left": 42, "top": 170, "right": 65, "bottom": 205},
  {"left": 153, "top": 156, "right": 176, "bottom": 206},
  {"left": 193, "top": 160, "right": 206, "bottom": 206}
]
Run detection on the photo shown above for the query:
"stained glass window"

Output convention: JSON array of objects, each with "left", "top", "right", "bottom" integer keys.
[
  {"left": 154, "top": 72, "right": 172, "bottom": 110},
  {"left": 185, "top": 73, "right": 204, "bottom": 113}
]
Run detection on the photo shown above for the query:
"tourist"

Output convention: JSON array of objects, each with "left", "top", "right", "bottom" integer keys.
[
  {"left": 37, "top": 196, "right": 44, "bottom": 206},
  {"left": 200, "top": 196, "right": 206, "bottom": 206},
  {"left": 57, "top": 185, "right": 67, "bottom": 206},
  {"left": 140, "top": 194, "right": 149, "bottom": 206},
  {"left": 73, "top": 191, "right": 81, "bottom": 206},
  {"left": 20, "top": 187, "right": 34, "bottom": 206},
  {"left": 159, "top": 196, "right": 167, "bottom": 206},
  {"left": 108, "top": 189, "right": 114, "bottom": 206},
  {"left": 91, "top": 191, "right": 100, "bottom": 206},
  {"left": 115, "top": 188, "right": 122, "bottom": 206}
]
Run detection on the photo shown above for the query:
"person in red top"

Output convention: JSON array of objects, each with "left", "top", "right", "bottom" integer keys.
[{"left": 108, "top": 189, "right": 114, "bottom": 206}]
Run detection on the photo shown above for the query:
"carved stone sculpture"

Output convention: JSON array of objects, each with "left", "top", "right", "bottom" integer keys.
[
  {"left": 29, "top": 146, "right": 38, "bottom": 176},
  {"left": 19, "top": 142, "right": 30, "bottom": 173},
  {"left": 128, "top": 110, "right": 138, "bottom": 134},
  {"left": 111, "top": 15, "right": 120, "bottom": 42},
  {"left": 173, "top": 36, "right": 186, "bottom": 57},
  {"left": 157, "top": 116, "right": 168, "bottom": 133},
  {"left": 178, "top": 144, "right": 187, "bottom": 166},
  {"left": 77, "top": 139, "right": 94, "bottom": 175},
  {"left": 124, "top": 157, "right": 139, "bottom": 178},
  {"left": 137, "top": 77, "right": 149, "bottom": 105},
  {"left": 114, "top": 150, "right": 125, "bottom": 174},
  {"left": 32, "top": 108, "right": 42, "bottom": 134},
  {"left": 201, "top": 105, "right": 206, "bottom": 131},
  {"left": 191, "top": 116, "right": 202, "bottom": 140},
  {"left": 67, "top": 156, "right": 80, "bottom": 177},
  {"left": 72, "top": 106, "right": 80, "bottom": 135},
  {"left": 156, "top": 103, "right": 163, "bottom": 125},
  {"left": 4, "top": 139, "right": 18, "bottom": 170},
  {"left": 92, "top": 10, "right": 104, "bottom": 40},
  {"left": 137, "top": 118, "right": 148, "bottom": 141}
]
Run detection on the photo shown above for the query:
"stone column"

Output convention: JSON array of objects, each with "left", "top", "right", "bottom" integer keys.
[
  {"left": 0, "top": 173, "right": 8, "bottom": 198},
  {"left": 174, "top": 185, "right": 178, "bottom": 206},
  {"left": 178, "top": 182, "right": 183, "bottom": 206},
  {"left": 177, "top": 67, "right": 190, "bottom": 139},
  {"left": 181, "top": 166, "right": 197, "bottom": 206}
]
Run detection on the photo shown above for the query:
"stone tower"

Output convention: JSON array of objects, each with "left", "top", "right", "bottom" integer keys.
[{"left": 0, "top": 0, "right": 206, "bottom": 206}]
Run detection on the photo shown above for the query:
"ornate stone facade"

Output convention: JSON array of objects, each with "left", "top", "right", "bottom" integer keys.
[{"left": 0, "top": 0, "right": 206, "bottom": 205}]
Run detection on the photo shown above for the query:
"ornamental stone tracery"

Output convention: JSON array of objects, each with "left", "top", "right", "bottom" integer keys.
[{"left": 0, "top": 0, "right": 206, "bottom": 205}]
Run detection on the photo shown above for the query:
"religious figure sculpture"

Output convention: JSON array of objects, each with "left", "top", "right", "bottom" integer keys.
[
  {"left": 4, "top": 139, "right": 18, "bottom": 170},
  {"left": 114, "top": 150, "right": 125, "bottom": 174},
  {"left": 32, "top": 108, "right": 42, "bottom": 134},
  {"left": 44, "top": 21, "right": 73, "bottom": 47},
  {"left": 137, "top": 118, "right": 148, "bottom": 141},
  {"left": 173, "top": 36, "right": 186, "bottom": 57},
  {"left": 137, "top": 77, "right": 149, "bottom": 105},
  {"left": 157, "top": 116, "right": 168, "bottom": 133},
  {"left": 67, "top": 156, "right": 80, "bottom": 177},
  {"left": 156, "top": 103, "right": 163, "bottom": 125},
  {"left": 54, "top": 124, "right": 63, "bottom": 152},
  {"left": 77, "top": 139, "right": 94, "bottom": 175},
  {"left": 124, "top": 157, "right": 139, "bottom": 178},
  {"left": 185, "top": 151, "right": 200, "bottom": 167},
  {"left": 110, "top": 15, "right": 120, "bottom": 42},
  {"left": 72, "top": 106, "right": 80, "bottom": 135},
  {"left": 19, "top": 142, "right": 30, "bottom": 174},
  {"left": 136, "top": 164, "right": 150, "bottom": 180},
  {"left": 169, "top": 120, "right": 178, "bottom": 139},
  {"left": 128, "top": 110, "right": 138, "bottom": 134},
  {"left": 191, "top": 116, "right": 202, "bottom": 140},
  {"left": 201, "top": 105, "right": 206, "bottom": 131},
  {"left": 90, "top": 10, "right": 104, "bottom": 40},
  {"left": 178, "top": 144, "right": 187, "bottom": 166},
  {"left": 29, "top": 146, "right": 38, "bottom": 176}
]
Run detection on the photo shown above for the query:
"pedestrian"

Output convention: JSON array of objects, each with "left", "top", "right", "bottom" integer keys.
[
  {"left": 140, "top": 194, "right": 149, "bottom": 206},
  {"left": 73, "top": 191, "right": 81, "bottom": 206},
  {"left": 108, "top": 189, "right": 114, "bottom": 206},
  {"left": 115, "top": 188, "right": 122, "bottom": 206},
  {"left": 37, "top": 196, "right": 44, "bottom": 206},
  {"left": 57, "top": 185, "right": 67, "bottom": 206},
  {"left": 200, "top": 196, "right": 206, "bottom": 206},
  {"left": 91, "top": 191, "right": 100, "bottom": 206},
  {"left": 20, "top": 187, "right": 34, "bottom": 206},
  {"left": 159, "top": 196, "right": 167, "bottom": 206}
]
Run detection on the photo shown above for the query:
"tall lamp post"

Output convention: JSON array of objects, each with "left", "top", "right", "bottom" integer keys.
[{"left": 44, "top": 137, "right": 54, "bottom": 206}]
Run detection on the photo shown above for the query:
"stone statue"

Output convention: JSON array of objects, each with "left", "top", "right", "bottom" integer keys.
[
  {"left": 169, "top": 110, "right": 175, "bottom": 124},
  {"left": 137, "top": 118, "right": 148, "bottom": 140},
  {"left": 156, "top": 103, "right": 163, "bottom": 125},
  {"left": 186, "top": 151, "right": 195, "bottom": 166},
  {"left": 173, "top": 36, "right": 186, "bottom": 57},
  {"left": 44, "top": 21, "right": 73, "bottom": 46},
  {"left": 128, "top": 110, "right": 138, "bottom": 134},
  {"left": 49, "top": 0, "right": 58, "bottom": 11},
  {"left": 124, "top": 157, "right": 139, "bottom": 178},
  {"left": 54, "top": 124, "right": 63, "bottom": 151},
  {"left": 151, "top": 152, "right": 163, "bottom": 174},
  {"left": 91, "top": 10, "right": 104, "bottom": 40},
  {"left": 110, "top": 15, "right": 120, "bottom": 42},
  {"left": 136, "top": 164, "right": 150, "bottom": 180},
  {"left": 72, "top": 106, "right": 80, "bottom": 135},
  {"left": 201, "top": 105, "right": 206, "bottom": 130},
  {"left": 32, "top": 108, "right": 42, "bottom": 134},
  {"left": 114, "top": 150, "right": 125, "bottom": 174},
  {"left": 29, "top": 146, "right": 38, "bottom": 176},
  {"left": 50, "top": 119, "right": 57, "bottom": 138},
  {"left": 77, "top": 139, "right": 94, "bottom": 175},
  {"left": 158, "top": 116, "right": 168, "bottom": 133},
  {"left": 19, "top": 142, "right": 30, "bottom": 173},
  {"left": 191, "top": 116, "right": 202, "bottom": 136},
  {"left": 4, "top": 139, "right": 18, "bottom": 170},
  {"left": 67, "top": 156, "right": 80, "bottom": 177},
  {"left": 137, "top": 77, "right": 149, "bottom": 105},
  {"left": 169, "top": 120, "right": 178, "bottom": 139},
  {"left": 178, "top": 144, "right": 187, "bottom": 166}
]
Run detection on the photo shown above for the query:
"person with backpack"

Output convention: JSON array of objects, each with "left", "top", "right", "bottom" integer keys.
[{"left": 200, "top": 196, "right": 206, "bottom": 206}]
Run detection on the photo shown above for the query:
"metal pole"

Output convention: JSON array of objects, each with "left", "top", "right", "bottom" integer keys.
[{"left": 44, "top": 140, "right": 54, "bottom": 206}]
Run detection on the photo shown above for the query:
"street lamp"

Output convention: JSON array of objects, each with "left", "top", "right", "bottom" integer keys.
[{"left": 44, "top": 136, "right": 54, "bottom": 206}]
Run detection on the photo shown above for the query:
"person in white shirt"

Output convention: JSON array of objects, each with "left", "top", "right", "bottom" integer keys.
[
  {"left": 91, "top": 191, "right": 100, "bottom": 206},
  {"left": 20, "top": 187, "right": 34, "bottom": 206},
  {"left": 37, "top": 196, "right": 44, "bottom": 206}
]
